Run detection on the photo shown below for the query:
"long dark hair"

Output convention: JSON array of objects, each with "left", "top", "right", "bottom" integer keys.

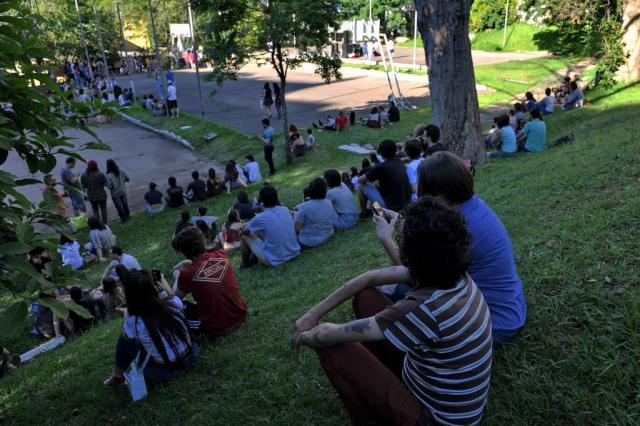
[
  {"left": 106, "top": 159, "right": 120, "bottom": 177},
  {"left": 225, "top": 160, "right": 238, "bottom": 180},
  {"left": 88, "top": 216, "right": 106, "bottom": 231},
  {"left": 122, "top": 270, "right": 190, "bottom": 364}
]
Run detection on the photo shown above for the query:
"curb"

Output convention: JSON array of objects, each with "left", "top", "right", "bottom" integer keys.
[{"left": 116, "top": 110, "right": 195, "bottom": 150}]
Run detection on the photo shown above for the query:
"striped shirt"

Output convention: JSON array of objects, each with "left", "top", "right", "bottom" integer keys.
[{"left": 375, "top": 275, "right": 492, "bottom": 426}]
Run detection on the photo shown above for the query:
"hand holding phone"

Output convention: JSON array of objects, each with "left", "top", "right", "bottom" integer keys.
[{"left": 371, "top": 202, "right": 389, "bottom": 223}]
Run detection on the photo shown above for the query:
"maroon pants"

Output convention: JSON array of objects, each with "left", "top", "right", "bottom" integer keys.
[{"left": 315, "top": 288, "right": 429, "bottom": 426}]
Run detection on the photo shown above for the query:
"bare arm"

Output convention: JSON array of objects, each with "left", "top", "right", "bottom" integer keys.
[
  {"left": 293, "top": 317, "right": 384, "bottom": 358},
  {"left": 293, "top": 266, "right": 412, "bottom": 333},
  {"left": 358, "top": 174, "right": 368, "bottom": 186}
]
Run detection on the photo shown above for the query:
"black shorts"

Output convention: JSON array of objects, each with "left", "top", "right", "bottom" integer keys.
[{"left": 168, "top": 99, "right": 178, "bottom": 109}]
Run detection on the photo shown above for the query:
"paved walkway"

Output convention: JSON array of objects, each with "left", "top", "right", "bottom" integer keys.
[
  {"left": 6, "top": 120, "right": 219, "bottom": 217},
  {"left": 391, "top": 46, "right": 549, "bottom": 66}
]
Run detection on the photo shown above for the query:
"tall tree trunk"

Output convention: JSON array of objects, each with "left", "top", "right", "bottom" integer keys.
[
  {"left": 617, "top": 0, "right": 640, "bottom": 82},
  {"left": 415, "top": 0, "right": 485, "bottom": 164},
  {"left": 281, "top": 78, "right": 293, "bottom": 165}
]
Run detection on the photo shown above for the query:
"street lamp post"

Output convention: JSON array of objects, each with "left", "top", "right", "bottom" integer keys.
[
  {"left": 73, "top": 0, "right": 94, "bottom": 83},
  {"left": 147, "top": 0, "right": 169, "bottom": 106},
  {"left": 91, "top": 0, "right": 111, "bottom": 90},
  {"left": 188, "top": 1, "right": 206, "bottom": 120},
  {"left": 412, "top": 9, "right": 417, "bottom": 67},
  {"left": 115, "top": 1, "right": 136, "bottom": 97},
  {"left": 503, "top": 0, "right": 510, "bottom": 48}
]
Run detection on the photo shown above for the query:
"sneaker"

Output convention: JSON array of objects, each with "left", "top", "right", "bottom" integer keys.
[{"left": 103, "top": 374, "right": 125, "bottom": 386}]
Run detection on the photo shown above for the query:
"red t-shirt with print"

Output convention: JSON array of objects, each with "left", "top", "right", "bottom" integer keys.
[{"left": 177, "top": 251, "right": 247, "bottom": 336}]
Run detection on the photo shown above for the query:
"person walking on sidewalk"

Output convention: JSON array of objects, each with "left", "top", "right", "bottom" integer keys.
[
  {"left": 106, "top": 159, "right": 131, "bottom": 223},
  {"left": 259, "top": 118, "right": 276, "bottom": 176},
  {"left": 81, "top": 160, "right": 109, "bottom": 225}
]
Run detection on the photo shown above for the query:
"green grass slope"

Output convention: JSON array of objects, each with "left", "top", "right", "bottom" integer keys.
[
  {"left": 398, "top": 24, "right": 553, "bottom": 52},
  {"left": 1, "top": 81, "right": 640, "bottom": 424}
]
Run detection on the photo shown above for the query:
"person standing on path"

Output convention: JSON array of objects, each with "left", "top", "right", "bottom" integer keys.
[
  {"left": 81, "top": 160, "right": 109, "bottom": 225},
  {"left": 262, "top": 82, "right": 273, "bottom": 118},
  {"left": 259, "top": 118, "right": 276, "bottom": 176},
  {"left": 273, "top": 82, "right": 282, "bottom": 119},
  {"left": 167, "top": 81, "right": 178, "bottom": 118},
  {"left": 60, "top": 157, "right": 86, "bottom": 217},
  {"left": 106, "top": 159, "right": 131, "bottom": 223}
]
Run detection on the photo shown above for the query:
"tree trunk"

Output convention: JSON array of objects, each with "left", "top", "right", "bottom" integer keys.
[
  {"left": 415, "top": 0, "right": 485, "bottom": 164},
  {"left": 617, "top": 0, "right": 640, "bottom": 82},
  {"left": 281, "top": 78, "right": 293, "bottom": 165}
]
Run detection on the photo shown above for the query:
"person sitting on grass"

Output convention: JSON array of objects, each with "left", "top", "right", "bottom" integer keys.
[
  {"left": 487, "top": 114, "right": 517, "bottom": 158},
  {"left": 366, "top": 106, "right": 381, "bottom": 128},
  {"left": 564, "top": 80, "right": 584, "bottom": 110},
  {"left": 539, "top": 87, "right": 556, "bottom": 114},
  {"left": 404, "top": 138, "right": 423, "bottom": 201},
  {"left": 224, "top": 160, "right": 249, "bottom": 194},
  {"left": 243, "top": 155, "right": 263, "bottom": 183},
  {"left": 341, "top": 172, "right": 353, "bottom": 192},
  {"left": 69, "top": 285, "right": 104, "bottom": 333},
  {"left": 295, "top": 178, "right": 337, "bottom": 248},
  {"left": 324, "top": 169, "right": 358, "bottom": 230},
  {"left": 185, "top": 170, "right": 207, "bottom": 203},
  {"left": 291, "top": 196, "right": 493, "bottom": 426},
  {"left": 166, "top": 176, "right": 185, "bottom": 208},
  {"left": 240, "top": 184, "right": 300, "bottom": 268},
  {"left": 144, "top": 94, "right": 155, "bottom": 110},
  {"left": 291, "top": 132, "right": 306, "bottom": 157},
  {"left": 195, "top": 220, "right": 218, "bottom": 252},
  {"left": 388, "top": 102, "right": 400, "bottom": 123},
  {"left": 175, "top": 211, "right": 194, "bottom": 236},
  {"left": 375, "top": 151, "right": 526, "bottom": 344},
  {"left": 349, "top": 167, "right": 359, "bottom": 192},
  {"left": 103, "top": 269, "right": 198, "bottom": 386},
  {"left": 423, "top": 124, "right": 443, "bottom": 156},
  {"left": 358, "top": 139, "right": 412, "bottom": 217},
  {"left": 190, "top": 206, "right": 217, "bottom": 230},
  {"left": 222, "top": 209, "right": 246, "bottom": 252},
  {"left": 109, "top": 246, "right": 142, "bottom": 272},
  {"left": 524, "top": 91, "right": 538, "bottom": 111},
  {"left": 206, "top": 168, "right": 222, "bottom": 197},
  {"left": 86, "top": 216, "right": 116, "bottom": 262},
  {"left": 517, "top": 108, "right": 547, "bottom": 153},
  {"left": 144, "top": 182, "right": 165, "bottom": 213},
  {"left": 234, "top": 191, "right": 255, "bottom": 221},
  {"left": 171, "top": 226, "right": 248, "bottom": 337},
  {"left": 91, "top": 276, "right": 125, "bottom": 320},
  {"left": 305, "top": 128, "right": 316, "bottom": 150},
  {"left": 58, "top": 234, "right": 84, "bottom": 270}
]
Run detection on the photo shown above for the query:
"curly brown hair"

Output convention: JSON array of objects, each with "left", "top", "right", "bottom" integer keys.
[{"left": 400, "top": 196, "right": 472, "bottom": 289}]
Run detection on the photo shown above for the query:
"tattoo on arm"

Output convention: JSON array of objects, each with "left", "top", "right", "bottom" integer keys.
[{"left": 344, "top": 319, "right": 371, "bottom": 334}]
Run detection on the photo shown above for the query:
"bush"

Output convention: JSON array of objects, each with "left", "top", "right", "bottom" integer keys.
[{"left": 470, "top": 0, "right": 518, "bottom": 32}]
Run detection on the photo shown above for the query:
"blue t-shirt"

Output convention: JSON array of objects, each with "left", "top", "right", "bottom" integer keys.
[
  {"left": 500, "top": 126, "right": 517, "bottom": 154},
  {"left": 262, "top": 127, "right": 274, "bottom": 147},
  {"left": 459, "top": 195, "right": 526, "bottom": 332},
  {"left": 166, "top": 70, "right": 174, "bottom": 83},
  {"left": 326, "top": 184, "right": 357, "bottom": 216},
  {"left": 248, "top": 206, "right": 300, "bottom": 265},
  {"left": 295, "top": 199, "right": 336, "bottom": 247},
  {"left": 523, "top": 119, "right": 546, "bottom": 152}
]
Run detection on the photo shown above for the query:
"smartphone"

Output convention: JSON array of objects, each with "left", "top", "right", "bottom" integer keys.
[
  {"left": 372, "top": 202, "right": 389, "bottom": 223},
  {"left": 151, "top": 269, "right": 162, "bottom": 283}
]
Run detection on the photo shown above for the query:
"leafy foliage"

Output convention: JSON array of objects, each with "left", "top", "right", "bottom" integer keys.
[
  {"left": 0, "top": 1, "right": 112, "bottom": 334},
  {"left": 470, "top": 0, "right": 518, "bottom": 32},
  {"left": 339, "top": 0, "right": 413, "bottom": 37},
  {"left": 533, "top": 0, "right": 627, "bottom": 88}
]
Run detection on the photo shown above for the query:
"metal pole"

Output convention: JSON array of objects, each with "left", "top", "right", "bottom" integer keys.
[
  {"left": 115, "top": 1, "right": 136, "bottom": 97},
  {"left": 412, "top": 9, "right": 417, "bottom": 67},
  {"left": 503, "top": 0, "right": 510, "bottom": 48},
  {"left": 369, "top": 0, "right": 372, "bottom": 21},
  {"left": 147, "top": 0, "right": 169, "bottom": 106},
  {"left": 188, "top": 1, "right": 205, "bottom": 120},
  {"left": 92, "top": 0, "right": 111, "bottom": 90},
  {"left": 73, "top": 0, "right": 94, "bottom": 83}
]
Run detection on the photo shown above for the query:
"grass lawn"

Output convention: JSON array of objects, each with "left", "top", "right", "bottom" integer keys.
[
  {"left": 341, "top": 56, "right": 580, "bottom": 107},
  {"left": 2, "top": 76, "right": 640, "bottom": 423},
  {"left": 398, "top": 24, "right": 554, "bottom": 53}
]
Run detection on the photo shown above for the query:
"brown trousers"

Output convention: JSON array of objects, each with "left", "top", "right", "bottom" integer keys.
[{"left": 315, "top": 288, "right": 431, "bottom": 426}]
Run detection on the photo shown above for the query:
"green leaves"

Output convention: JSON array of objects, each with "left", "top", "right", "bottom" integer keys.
[{"left": 0, "top": 300, "right": 28, "bottom": 336}]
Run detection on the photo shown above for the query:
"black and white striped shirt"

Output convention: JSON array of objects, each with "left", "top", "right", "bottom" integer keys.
[{"left": 375, "top": 275, "right": 493, "bottom": 426}]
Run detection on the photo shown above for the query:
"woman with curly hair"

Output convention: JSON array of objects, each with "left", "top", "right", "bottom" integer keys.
[{"left": 292, "top": 196, "right": 492, "bottom": 425}]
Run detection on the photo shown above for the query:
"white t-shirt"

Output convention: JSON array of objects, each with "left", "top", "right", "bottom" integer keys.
[
  {"left": 406, "top": 158, "right": 423, "bottom": 201},
  {"left": 167, "top": 84, "right": 177, "bottom": 101},
  {"left": 118, "top": 94, "right": 127, "bottom": 106},
  {"left": 112, "top": 253, "right": 141, "bottom": 271},
  {"left": 542, "top": 95, "right": 556, "bottom": 113},
  {"left": 58, "top": 241, "right": 83, "bottom": 270},
  {"left": 305, "top": 134, "right": 315, "bottom": 148},
  {"left": 244, "top": 161, "right": 262, "bottom": 182}
]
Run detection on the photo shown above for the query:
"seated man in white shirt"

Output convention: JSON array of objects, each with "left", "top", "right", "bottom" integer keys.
[{"left": 243, "top": 155, "right": 263, "bottom": 183}]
